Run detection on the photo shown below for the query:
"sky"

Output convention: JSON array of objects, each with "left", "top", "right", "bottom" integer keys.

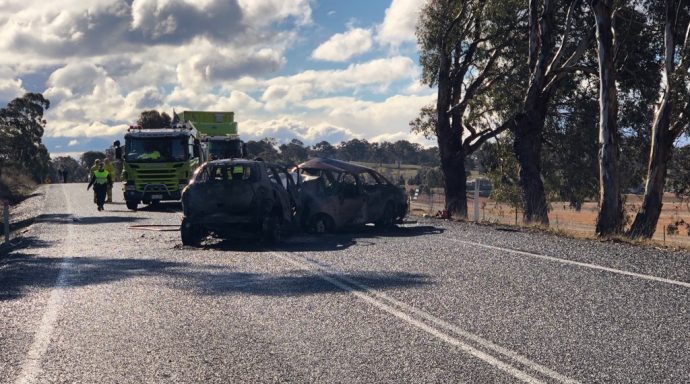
[{"left": 0, "top": 0, "right": 437, "bottom": 159}]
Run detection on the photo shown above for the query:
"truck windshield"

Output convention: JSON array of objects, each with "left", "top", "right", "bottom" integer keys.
[
  {"left": 126, "top": 137, "right": 188, "bottom": 162},
  {"left": 208, "top": 140, "right": 242, "bottom": 160}
]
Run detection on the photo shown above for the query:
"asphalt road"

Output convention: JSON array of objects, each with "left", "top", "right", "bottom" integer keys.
[{"left": 1, "top": 183, "right": 689, "bottom": 383}]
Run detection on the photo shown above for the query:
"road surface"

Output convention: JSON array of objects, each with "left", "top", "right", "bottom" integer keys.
[{"left": 1, "top": 183, "right": 689, "bottom": 383}]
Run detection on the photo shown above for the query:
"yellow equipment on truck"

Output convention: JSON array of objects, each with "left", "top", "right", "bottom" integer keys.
[{"left": 178, "top": 111, "right": 245, "bottom": 160}]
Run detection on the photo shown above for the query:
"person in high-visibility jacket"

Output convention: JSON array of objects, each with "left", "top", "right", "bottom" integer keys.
[
  {"left": 87, "top": 162, "right": 112, "bottom": 211},
  {"left": 103, "top": 158, "right": 115, "bottom": 203},
  {"left": 89, "top": 159, "right": 102, "bottom": 204}
]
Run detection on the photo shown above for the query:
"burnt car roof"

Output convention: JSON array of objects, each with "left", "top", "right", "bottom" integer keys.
[
  {"left": 206, "top": 159, "right": 265, "bottom": 166},
  {"left": 297, "top": 157, "right": 375, "bottom": 174}
]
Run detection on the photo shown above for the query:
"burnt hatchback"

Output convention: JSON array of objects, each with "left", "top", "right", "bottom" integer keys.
[
  {"left": 298, "top": 158, "right": 408, "bottom": 233},
  {"left": 180, "top": 159, "right": 300, "bottom": 245}
]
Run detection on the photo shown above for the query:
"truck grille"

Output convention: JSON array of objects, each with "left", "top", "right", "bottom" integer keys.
[{"left": 136, "top": 169, "right": 178, "bottom": 192}]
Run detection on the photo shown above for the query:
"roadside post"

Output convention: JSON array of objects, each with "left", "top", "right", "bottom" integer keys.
[
  {"left": 3, "top": 202, "right": 9, "bottom": 244},
  {"left": 473, "top": 179, "right": 480, "bottom": 222}
]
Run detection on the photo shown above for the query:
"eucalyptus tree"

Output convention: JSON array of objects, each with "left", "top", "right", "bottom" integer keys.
[
  {"left": 628, "top": 0, "right": 690, "bottom": 238},
  {"left": 414, "top": 0, "right": 522, "bottom": 218},
  {"left": 512, "top": 0, "right": 594, "bottom": 225}
]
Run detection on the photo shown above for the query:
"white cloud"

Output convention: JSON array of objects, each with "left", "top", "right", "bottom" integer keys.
[
  {"left": 0, "top": 76, "right": 25, "bottom": 102},
  {"left": 261, "top": 56, "right": 418, "bottom": 110},
  {"left": 376, "top": 0, "right": 422, "bottom": 47},
  {"left": 311, "top": 28, "right": 373, "bottom": 62},
  {"left": 241, "top": 117, "right": 356, "bottom": 145},
  {"left": 67, "top": 139, "right": 80, "bottom": 146}
]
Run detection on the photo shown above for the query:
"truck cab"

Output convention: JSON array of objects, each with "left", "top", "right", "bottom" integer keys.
[{"left": 120, "top": 126, "right": 201, "bottom": 210}]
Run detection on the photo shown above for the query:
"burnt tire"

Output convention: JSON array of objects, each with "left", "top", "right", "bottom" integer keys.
[
  {"left": 309, "top": 214, "right": 334, "bottom": 234},
  {"left": 126, "top": 200, "right": 138, "bottom": 211},
  {"left": 262, "top": 215, "right": 283, "bottom": 244},
  {"left": 375, "top": 202, "right": 396, "bottom": 229},
  {"left": 181, "top": 218, "right": 203, "bottom": 246}
]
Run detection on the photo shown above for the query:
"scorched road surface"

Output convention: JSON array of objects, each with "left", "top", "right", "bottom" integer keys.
[{"left": 1, "top": 184, "right": 689, "bottom": 383}]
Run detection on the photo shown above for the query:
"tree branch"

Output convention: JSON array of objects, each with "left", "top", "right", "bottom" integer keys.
[
  {"left": 546, "top": 0, "right": 580, "bottom": 73},
  {"left": 464, "top": 118, "right": 515, "bottom": 154}
]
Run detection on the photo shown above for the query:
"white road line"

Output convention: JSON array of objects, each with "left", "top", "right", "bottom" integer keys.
[
  {"left": 449, "top": 239, "right": 690, "bottom": 289},
  {"left": 272, "top": 252, "right": 563, "bottom": 384},
  {"left": 15, "top": 185, "right": 74, "bottom": 384},
  {"left": 297, "top": 254, "right": 580, "bottom": 384}
]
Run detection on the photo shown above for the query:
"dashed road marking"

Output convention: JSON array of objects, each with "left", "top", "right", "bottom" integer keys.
[
  {"left": 273, "top": 251, "right": 580, "bottom": 384},
  {"left": 449, "top": 239, "right": 690, "bottom": 289}
]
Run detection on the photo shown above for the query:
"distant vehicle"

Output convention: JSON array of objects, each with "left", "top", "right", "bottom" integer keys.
[
  {"left": 180, "top": 159, "right": 300, "bottom": 246},
  {"left": 178, "top": 111, "right": 245, "bottom": 160},
  {"left": 297, "top": 158, "right": 408, "bottom": 233},
  {"left": 115, "top": 124, "right": 202, "bottom": 211}
]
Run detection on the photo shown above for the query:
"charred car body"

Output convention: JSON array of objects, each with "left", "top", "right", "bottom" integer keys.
[
  {"left": 297, "top": 158, "right": 408, "bottom": 232},
  {"left": 180, "top": 159, "right": 299, "bottom": 245}
]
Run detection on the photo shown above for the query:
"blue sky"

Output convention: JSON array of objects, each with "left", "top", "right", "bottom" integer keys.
[{"left": 0, "top": 0, "right": 435, "bottom": 159}]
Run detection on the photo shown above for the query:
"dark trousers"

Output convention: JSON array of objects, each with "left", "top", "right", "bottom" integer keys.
[{"left": 94, "top": 184, "right": 107, "bottom": 207}]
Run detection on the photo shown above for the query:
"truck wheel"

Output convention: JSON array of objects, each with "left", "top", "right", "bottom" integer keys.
[
  {"left": 262, "top": 215, "right": 283, "bottom": 244},
  {"left": 375, "top": 202, "right": 396, "bottom": 229},
  {"left": 181, "top": 218, "right": 203, "bottom": 246},
  {"left": 126, "top": 201, "right": 138, "bottom": 211}
]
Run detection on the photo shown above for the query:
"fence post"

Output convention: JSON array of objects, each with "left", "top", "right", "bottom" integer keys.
[
  {"left": 473, "top": 179, "right": 480, "bottom": 222},
  {"left": 3, "top": 202, "right": 9, "bottom": 244}
]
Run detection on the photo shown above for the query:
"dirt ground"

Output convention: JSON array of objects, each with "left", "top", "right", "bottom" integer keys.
[{"left": 410, "top": 192, "right": 690, "bottom": 248}]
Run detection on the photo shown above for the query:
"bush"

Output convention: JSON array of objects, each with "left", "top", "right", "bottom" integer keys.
[{"left": 0, "top": 167, "right": 37, "bottom": 204}]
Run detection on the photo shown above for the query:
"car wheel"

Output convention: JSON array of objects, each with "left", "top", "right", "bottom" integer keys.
[
  {"left": 181, "top": 218, "right": 203, "bottom": 246},
  {"left": 310, "top": 214, "right": 333, "bottom": 234},
  {"left": 262, "top": 215, "right": 283, "bottom": 244},
  {"left": 376, "top": 202, "right": 396, "bottom": 229},
  {"left": 126, "top": 200, "right": 138, "bottom": 211}
]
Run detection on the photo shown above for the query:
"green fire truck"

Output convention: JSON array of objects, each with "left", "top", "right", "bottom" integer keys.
[
  {"left": 116, "top": 124, "right": 202, "bottom": 211},
  {"left": 178, "top": 111, "right": 244, "bottom": 160}
]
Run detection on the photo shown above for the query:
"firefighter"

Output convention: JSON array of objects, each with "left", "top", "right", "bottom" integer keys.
[
  {"left": 87, "top": 162, "right": 112, "bottom": 211},
  {"left": 90, "top": 159, "right": 102, "bottom": 203},
  {"left": 104, "top": 158, "right": 115, "bottom": 203}
]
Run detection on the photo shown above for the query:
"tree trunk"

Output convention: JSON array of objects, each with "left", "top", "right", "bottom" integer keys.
[
  {"left": 628, "top": 0, "right": 682, "bottom": 238},
  {"left": 628, "top": 126, "right": 673, "bottom": 238},
  {"left": 592, "top": 0, "right": 623, "bottom": 236},
  {"left": 435, "top": 50, "right": 468, "bottom": 219},
  {"left": 513, "top": 110, "right": 549, "bottom": 225}
]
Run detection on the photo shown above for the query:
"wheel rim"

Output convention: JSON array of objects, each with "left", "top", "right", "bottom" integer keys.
[{"left": 315, "top": 218, "right": 326, "bottom": 233}]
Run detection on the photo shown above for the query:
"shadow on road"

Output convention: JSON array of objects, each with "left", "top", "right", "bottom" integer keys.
[
  {"left": 32, "top": 213, "right": 144, "bottom": 225},
  {"left": 137, "top": 202, "right": 182, "bottom": 213},
  {"left": 200, "top": 225, "right": 445, "bottom": 253},
  {"left": 0, "top": 253, "right": 432, "bottom": 301}
]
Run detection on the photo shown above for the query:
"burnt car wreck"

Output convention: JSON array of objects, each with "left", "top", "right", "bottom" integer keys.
[
  {"left": 297, "top": 158, "right": 408, "bottom": 233},
  {"left": 180, "top": 159, "right": 300, "bottom": 246}
]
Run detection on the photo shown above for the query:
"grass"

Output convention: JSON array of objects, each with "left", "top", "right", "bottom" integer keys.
[{"left": 0, "top": 168, "right": 38, "bottom": 205}]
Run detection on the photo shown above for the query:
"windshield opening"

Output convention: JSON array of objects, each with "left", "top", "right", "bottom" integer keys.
[
  {"left": 208, "top": 141, "right": 242, "bottom": 160},
  {"left": 126, "top": 137, "right": 188, "bottom": 162}
]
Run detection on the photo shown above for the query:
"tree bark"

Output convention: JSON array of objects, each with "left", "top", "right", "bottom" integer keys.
[
  {"left": 628, "top": 0, "right": 685, "bottom": 238},
  {"left": 591, "top": 0, "right": 624, "bottom": 236},
  {"left": 513, "top": 109, "right": 549, "bottom": 225},
  {"left": 436, "top": 49, "right": 468, "bottom": 219}
]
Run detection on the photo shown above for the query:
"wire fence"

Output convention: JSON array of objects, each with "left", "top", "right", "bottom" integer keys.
[{"left": 408, "top": 188, "right": 690, "bottom": 248}]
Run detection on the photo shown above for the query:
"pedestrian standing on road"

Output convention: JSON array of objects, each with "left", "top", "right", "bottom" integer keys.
[
  {"left": 90, "top": 159, "right": 102, "bottom": 203},
  {"left": 104, "top": 158, "right": 115, "bottom": 203},
  {"left": 87, "top": 162, "right": 112, "bottom": 211}
]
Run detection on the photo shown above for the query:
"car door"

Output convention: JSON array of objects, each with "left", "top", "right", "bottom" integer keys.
[
  {"left": 266, "top": 165, "right": 293, "bottom": 223},
  {"left": 360, "top": 170, "right": 386, "bottom": 222},
  {"left": 336, "top": 172, "right": 366, "bottom": 225}
]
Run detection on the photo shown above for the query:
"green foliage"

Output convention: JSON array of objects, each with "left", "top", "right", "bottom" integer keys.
[
  {"left": 50, "top": 156, "right": 88, "bottom": 182},
  {"left": 481, "top": 135, "right": 523, "bottom": 209},
  {"left": 137, "top": 110, "right": 172, "bottom": 128},
  {"left": 278, "top": 139, "right": 309, "bottom": 165},
  {"left": 0, "top": 93, "right": 51, "bottom": 184},
  {"left": 245, "top": 138, "right": 280, "bottom": 162},
  {"left": 80, "top": 151, "right": 107, "bottom": 168},
  {"left": 668, "top": 145, "right": 690, "bottom": 201},
  {"left": 408, "top": 167, "right": 444, "bottom": 189}
]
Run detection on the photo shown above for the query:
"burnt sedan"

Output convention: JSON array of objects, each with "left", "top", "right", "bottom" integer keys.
[
  {"left": 180, "top": 159, "right": 300, "bottom": 245},
  {"left": 297, "top": 158, "right": 408, "bottom": 233}
]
